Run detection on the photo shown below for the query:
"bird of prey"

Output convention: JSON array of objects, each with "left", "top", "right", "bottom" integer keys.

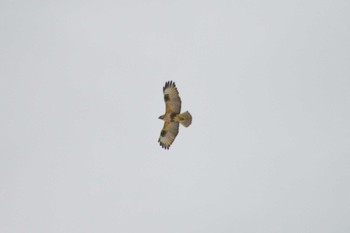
[{"left": 158, "top": 81, "right": 192, "bottom": 149}]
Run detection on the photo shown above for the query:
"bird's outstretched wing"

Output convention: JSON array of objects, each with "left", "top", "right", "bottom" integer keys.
[
  {"left": 163, "top": 81, "right": 181, "bottom": 114},
  {"left": 158, "top": 121, "right": 179, "bottom": 150}
]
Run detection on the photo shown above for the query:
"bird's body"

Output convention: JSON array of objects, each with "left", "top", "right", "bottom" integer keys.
[
  {"left": 159, "top": 112, "right": 175, "bottom": 122},
  {"left": 158, "top": 81, "right": 192, "bottom": 149}
]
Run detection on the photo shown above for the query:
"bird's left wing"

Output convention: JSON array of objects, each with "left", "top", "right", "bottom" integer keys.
[{"left": 158, "top": 121, "right": 179, "bottom": 150}]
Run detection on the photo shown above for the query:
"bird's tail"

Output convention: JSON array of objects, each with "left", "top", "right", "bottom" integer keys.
[{"left": 177, "top": 111, "right": 192, "bottom": 127}]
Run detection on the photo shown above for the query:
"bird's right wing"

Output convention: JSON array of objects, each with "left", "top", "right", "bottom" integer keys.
[{"left": 163, "top": 81, "right": 181, "bottom": 114}]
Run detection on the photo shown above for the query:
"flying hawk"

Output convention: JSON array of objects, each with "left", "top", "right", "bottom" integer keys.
[{"left": 158, "top": 81, "right": 192, "bottom": 149}]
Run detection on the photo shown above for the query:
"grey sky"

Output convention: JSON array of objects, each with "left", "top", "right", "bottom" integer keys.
[{"left": 1, "top": 0, "right": 350, "bottom": 232}]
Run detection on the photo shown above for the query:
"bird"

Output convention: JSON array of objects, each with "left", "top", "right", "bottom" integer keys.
[{"left": 158, "top": 81, "right": 192, "bottom": 149}]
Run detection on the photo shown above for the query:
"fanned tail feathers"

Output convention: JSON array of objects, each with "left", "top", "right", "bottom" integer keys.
[{"left": 178, "top": 111, "right": 192, "bottom": 127}]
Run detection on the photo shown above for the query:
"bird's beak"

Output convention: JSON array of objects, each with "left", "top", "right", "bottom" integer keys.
[{"left": 158, "top": 116, "right": 162, "bottom": 119}]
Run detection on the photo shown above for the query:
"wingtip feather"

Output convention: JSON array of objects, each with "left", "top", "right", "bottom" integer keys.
[{"left": 163, "top": 80, "right": 176, "bottom": 91}]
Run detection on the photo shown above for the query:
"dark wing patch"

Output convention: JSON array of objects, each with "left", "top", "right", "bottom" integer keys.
[
  {"left": 160, "top": 130, "right": 167, "bottom": 137},
  {"left": 163, "top": 81, "right": 181, "bottom": 114},
  {"left": 164, "top": 94, "right": 170, "bottom": 101},
  {"left": 158, "top": 121, "right": 179, "bottom": 150}
]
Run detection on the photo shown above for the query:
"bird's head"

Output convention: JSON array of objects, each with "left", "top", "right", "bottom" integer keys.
[{"left": 158, "top": 115, "right": 164, "bottom": 120}]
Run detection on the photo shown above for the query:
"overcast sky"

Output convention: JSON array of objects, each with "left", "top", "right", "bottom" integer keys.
[{"left": 1, "top": 0, "right": 350, "bottom": 232}]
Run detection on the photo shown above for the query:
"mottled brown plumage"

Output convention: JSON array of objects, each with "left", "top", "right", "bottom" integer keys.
[{"left": 158, "top": 81, "right": 192, "bottom": 149}]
